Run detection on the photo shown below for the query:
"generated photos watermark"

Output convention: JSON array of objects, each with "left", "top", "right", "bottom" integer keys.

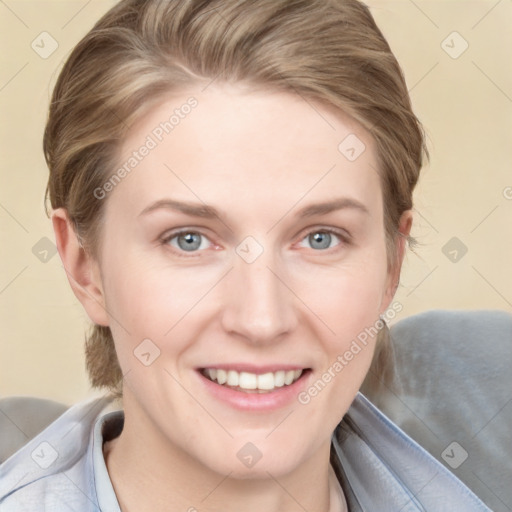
[
  {"left": 93, "top": 97, "right": 198, "bottom": 200},
  {"left": 297, "top": 301, "right": 403, "bottom": 405}
]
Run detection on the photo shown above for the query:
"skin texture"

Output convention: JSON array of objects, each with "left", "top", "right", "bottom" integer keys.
[{"left": 53, "top": 82, "right": 411, "bottom": 512}]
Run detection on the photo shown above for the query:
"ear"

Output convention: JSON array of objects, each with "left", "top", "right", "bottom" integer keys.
[
  {"left": 379, "top": 210, "right": 413, "bottom": 313},
  {"left": 51, "top": 208, "right": 109, "bottom": 326}
]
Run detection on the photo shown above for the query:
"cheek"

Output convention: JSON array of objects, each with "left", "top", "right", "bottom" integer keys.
[
  {"left": 101, "top": 253, "right": 221, "bottom": 358},
  {"left": 296, "top": 248, "right": 389, "bottom": 333},
  {"left": 296, "top": 246, "right": 388, "bottom": 385},
  {"left": 316, "top": 274, "right": 382, "bottom": 376},
  {"left": 295, "top": 265, "right": 385, "bottom": 425}
]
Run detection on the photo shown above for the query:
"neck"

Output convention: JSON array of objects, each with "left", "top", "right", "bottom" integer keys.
[{"left": 103, "top": 414, "right": 347, "bottom": 512}]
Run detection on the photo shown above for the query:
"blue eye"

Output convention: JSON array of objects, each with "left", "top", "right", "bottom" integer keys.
[
  {"left": 165, "top": 231, "right": 211, "bottom": 252},
  {"left": 299, "top": 230, "right": 343, "bottom": 250}
]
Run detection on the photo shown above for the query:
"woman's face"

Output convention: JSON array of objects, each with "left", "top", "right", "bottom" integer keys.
[{"left": 88, "top": 82, "right": 401, "bottom": 477}]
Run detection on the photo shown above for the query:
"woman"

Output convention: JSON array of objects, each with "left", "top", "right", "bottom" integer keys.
[{"left": 0, "top": 0, "right": 491, "bottom": 510}]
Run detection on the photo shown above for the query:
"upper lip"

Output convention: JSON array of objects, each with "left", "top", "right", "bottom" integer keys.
[{"left": 198, "top": 364, "right": 309, "bottom": 375}]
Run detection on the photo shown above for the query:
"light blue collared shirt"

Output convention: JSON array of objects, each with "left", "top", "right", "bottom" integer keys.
[{"left": 0, "top": 393, "right": 491, "bottom": 511}]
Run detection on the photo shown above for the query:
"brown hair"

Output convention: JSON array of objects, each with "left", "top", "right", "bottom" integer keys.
[{"left": 44, "top": 0, "right": 427, "bottom": 400}]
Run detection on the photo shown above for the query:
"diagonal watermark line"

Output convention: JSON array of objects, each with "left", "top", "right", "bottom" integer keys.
[
  {"left": 265, "top": 409, "right": 295, "bottom": 438},
  {"left": 413, "top": 208, "right": 439, "bottom": 233},
  {"left": 105, "top": 106, "right": 131, "bottom": 132},
  {"left": 266, "top": 266, "right": 336, "bottom": 335},
  {"left": 408, "top": 62, "right": 439, "bottom": 93},
  {"left": 297, "top": 94, "right": 336, "bottom": 131},
  {"left": 61, "top": 0, "right": 91, "bottom": 29},
  {"left": 266, "top": 164, "right": 336, "bottom": 234},
  {"left": 471, "top": 396, "right": 512, "bottom": 440},
  {"left": 397, "top": 472, "right": 439, "bottom": 512},
  {"left": 0, "top": 408, "right": 30, "bottom": 439},
  {"left": 200, "top": 69, "right": 223, "bottom": 92},
  {"left": 164, "top": 267, "right": 233, "bottom": 336},
  {"left": 62, "top": 395, "right": 113, "bottom": 440},
  {"left": 367, "top": 161, "right": 383, "bottom": 181},
  {"left": 163, "top": 163, "right": 233, "bottom": 233},
  {"left": 267, "top": 472, "right": 311, "bottom": 512},
  {"left": 471, "top": 266, "right": 512, "bottom": 308},
  {"left": 406, "top": 265, "right": 439, "bottom": 297},
  {"left": 472, "top": 61, "right": 512, "bottom": 103},
  {"left": 472, "top": 0, "right": 503, "bottom": 29},
  {"left": 200, "top": 471, "right": 234, "bottom": 503},
  {"left": 209, "top": 7, "right": 230, "bottom": 26},
  {"left": 61, "top": 471, "right": 97, "bottom": 510},
  {"left": 163, "top": 368, "right": 233, "bottom": 438},
  {"left": 4, "top": 472, "right": 30, "bottom": 498},
  {"left": 0, "top": 202, "right": 29, "bottom": 233},
  {"left": 470, "top": 205, "right": 499, "bottom": 233},
  {"left": 407, "top": 0, "right": 439, "bottom": 28},
  {"left": 0, "top": 62, "right": 29, "bottom": 92},
  {"left": 471, "top": 470, "right": 511, "bottom": 511},
  {"left": 0, "top": 266, "right": 28, "bottom": 295},
  {"left": 60, "top": 264, "right": 132, "bottom": 336},
  {"left": 120, "top": 368, "right": 132, "bottom": 383},
  {"left": 109, "top": 368, "right": 132, "bottom": 399},
  {"left": 0, "top": 0, "right": 29, "bottom": 28}
]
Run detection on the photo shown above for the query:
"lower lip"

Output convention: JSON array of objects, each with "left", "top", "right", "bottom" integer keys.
[{"left": 196, "top": 370, "right": 311, "bottom": 411}]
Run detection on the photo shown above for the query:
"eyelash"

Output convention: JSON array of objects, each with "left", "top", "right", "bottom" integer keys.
[
  {"left": 160, "top": 230, "right": 210, "bottom": 257},
  {"left": 160, "top": 227, "right": 352, "bottom": 258},
  {"left": 297, "top": 228, "right": 351, "bottom": 251}
]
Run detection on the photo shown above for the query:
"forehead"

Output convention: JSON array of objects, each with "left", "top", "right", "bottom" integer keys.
[{"left": 107, "top": 82, "right": 382, "bottom": 221}]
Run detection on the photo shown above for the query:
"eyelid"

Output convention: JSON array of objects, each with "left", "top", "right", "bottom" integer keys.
[
  {"left": 297, "top": 225, "right": 352, "bottom": 242},
  {"left": 160, "top": 228, "right": 217, "bottom": 256},
  {"left": 295, "top": 226, "right": 352, "bottom": 251},
  {"left": 159, "top": 225, "right": 352, "bottom": 257}
]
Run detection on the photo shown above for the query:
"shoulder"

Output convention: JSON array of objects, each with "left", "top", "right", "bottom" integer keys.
[
  {"left": 368, "top": 310, "right": 512, "bottom": 509},
  {"left": 0, "top": 395, "right": 114, "bottom": 510},
  {"left": 333, "top": 393, "right": 492, "bottom": 511}
]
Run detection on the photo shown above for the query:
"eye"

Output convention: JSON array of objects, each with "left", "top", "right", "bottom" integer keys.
[
  {"left": 163, "top": 230, "right": 212, "bottom": 253},
  {"left": 298, "top": 229, "right": 345, "bottom": 251}
]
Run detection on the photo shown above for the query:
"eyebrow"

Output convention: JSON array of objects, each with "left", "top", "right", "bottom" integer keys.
[
  {"left": 139, "top": 199, "right": 221, "bottom": 219},
  {"left": 138, "top": 197, "right": 369, "bottom": 220},
  {"left": 297, "top": 197, "right": 369, "bottom": 217}
]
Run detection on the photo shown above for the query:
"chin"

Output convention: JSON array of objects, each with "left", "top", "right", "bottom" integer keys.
[
  {"left": 216, "top": 460, "right": 302, "bottom": 481},
  {"left": 193, "top": 437, "right": 309, "bottom": 481}
]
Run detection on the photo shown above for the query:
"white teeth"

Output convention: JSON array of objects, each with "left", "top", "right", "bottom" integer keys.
[
  {"left": 257, "top": 372, "right": 275, "bottom": 390},
  {"left": 274, "top": 370, "right": 285, "bottom": 387},
  {"left": 239, "top": 372, "right": 257, "bottom": 389},
  {"left": 203, "top": 368, "right": 304, "bottom": 391},
  {"left": 217, "top": 369, "right": 227, "bottom": 385},
  {"left": 227, "top": 370, "right": 239, "bottom": 386},
  {"left": 284, "top": 370, "right": 295, "bottom": 385}
]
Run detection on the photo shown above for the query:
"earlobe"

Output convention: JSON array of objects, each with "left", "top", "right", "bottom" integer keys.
[
  {"left": 396, "top": 210, "right": 413, "bottom": 266},
  {"left": 380, "top": 210, "right": 413, "bottom": 313},
  {"left": 51, "top": 208, "right": 110, "bottom": 327}
]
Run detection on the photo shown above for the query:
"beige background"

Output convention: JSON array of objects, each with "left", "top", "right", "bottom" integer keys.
[{"left": 0, "top": 0, "right": 511, "bottom": 405}]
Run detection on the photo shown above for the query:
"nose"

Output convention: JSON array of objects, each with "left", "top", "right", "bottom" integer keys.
[{"left": 220, "top": 250, "right": 297, "bottom": 345}]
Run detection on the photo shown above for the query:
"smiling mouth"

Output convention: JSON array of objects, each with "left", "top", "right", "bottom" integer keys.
[{"left": 200, "top": 368, "right": 310, "bottom": 393}]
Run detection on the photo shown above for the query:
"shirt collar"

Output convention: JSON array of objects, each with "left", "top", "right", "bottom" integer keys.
[{"left": 91, "top": 393, "right": 490, "bottom": 512}]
